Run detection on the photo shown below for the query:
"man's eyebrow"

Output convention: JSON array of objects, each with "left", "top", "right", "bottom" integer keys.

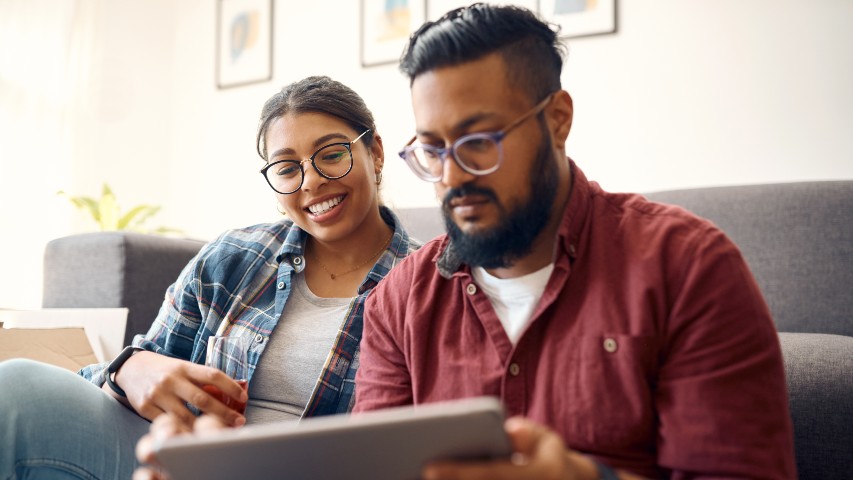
[
  {"left": 416, "top": 112, "right": 497, "bottom": 140},
  {"left": 268, "top": 132, "right": 352, "bottom": 158}
]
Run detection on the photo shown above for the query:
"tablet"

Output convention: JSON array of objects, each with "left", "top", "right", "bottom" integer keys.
[{"left": 154, "top": 396, "right": 512, "bottom": 480}]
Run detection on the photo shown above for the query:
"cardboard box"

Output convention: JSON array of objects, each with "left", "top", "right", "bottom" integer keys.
[
  {"left": 0, "top": 324, "right": 99, "bottom": 371},
  {"left": 0, "top": 308, "right": 128, "bottom": 369}
]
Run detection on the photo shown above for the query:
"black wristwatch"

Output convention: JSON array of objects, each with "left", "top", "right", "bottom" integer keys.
[{"left": 105, "top": 346, "right": 142, "bottom": 397}]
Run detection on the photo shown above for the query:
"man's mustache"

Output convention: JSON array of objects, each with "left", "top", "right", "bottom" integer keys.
[{"left": 441, "top": 184, "right": 499, "bottom": 210}]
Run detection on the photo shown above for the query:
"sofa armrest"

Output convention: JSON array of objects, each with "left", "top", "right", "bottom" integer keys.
[{"left": 42, "top": 232, "right": 205, "bottom": 345}]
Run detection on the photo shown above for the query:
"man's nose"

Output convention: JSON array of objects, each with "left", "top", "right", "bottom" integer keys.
[{"left": 440, "top": 153, "right": 476, "bottom": 189}]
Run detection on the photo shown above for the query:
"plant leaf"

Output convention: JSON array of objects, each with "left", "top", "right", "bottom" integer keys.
[
  {"left": 73, "top": 196, "right": 102, "bottom": 222},
  {"left": 59, "top": 184, "right": 175, "bottom": 234},
  {"left": 58, "top": 191, "right": 102, "bottom": 223},
  {"left": 152, "top": 226, "right": 184, "bottom": 235},
  {"left": 118, "top": 205, "right": 160, "bottom": 230},
  {"left": 98, "top": 186, "right": 119, "bottom": 230}
]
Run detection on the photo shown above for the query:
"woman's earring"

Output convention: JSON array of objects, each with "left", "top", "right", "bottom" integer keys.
[
  {"left": 276, "top": 203, "right": 286, "bottom": 215},
  {"left": 375, "top": 171, "right": 383, "bottom": 185}
]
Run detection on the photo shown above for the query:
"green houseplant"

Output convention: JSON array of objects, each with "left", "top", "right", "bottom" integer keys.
[{"left": 58, "top": 183, "right": 179, "bottom": 234}]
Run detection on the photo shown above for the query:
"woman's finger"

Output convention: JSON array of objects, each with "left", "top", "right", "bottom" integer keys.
[{"left": 178, "top": 365, "right": 247, "bottom": 426}]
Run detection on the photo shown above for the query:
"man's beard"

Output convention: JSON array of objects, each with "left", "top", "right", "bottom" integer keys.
[{"left": 442, "top": 129, "right": 559, "bottom": 269}]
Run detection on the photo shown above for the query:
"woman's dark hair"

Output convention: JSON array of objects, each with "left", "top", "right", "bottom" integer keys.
[
  {"left": 256, "top": 76, "right": 376, "bottom": 161},
  {"left": 399, "top": 3, "right": 566, "bottom": 103}
]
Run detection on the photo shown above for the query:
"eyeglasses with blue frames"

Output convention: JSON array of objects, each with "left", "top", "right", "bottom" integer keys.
[
  {"left": 261, "top": 129, "right": 371, "bottom": 194},
  {"left": 398, "top": 93, "right": 555, "bottom": 182}
]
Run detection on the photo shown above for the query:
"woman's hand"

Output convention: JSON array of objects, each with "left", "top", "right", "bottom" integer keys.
[
  {"left": 421, "top": 417, "right": 601, "bottom": 480},
  {"left": 133, "top": 413, "right": 230, "bottom": 480},
  {"left": 108, "top": 351, "right": 247, "bottom": 428}
]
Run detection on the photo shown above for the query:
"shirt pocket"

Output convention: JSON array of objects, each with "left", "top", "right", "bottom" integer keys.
[{"left": 557, "top": 334, "right": 659, "bottom": 450}]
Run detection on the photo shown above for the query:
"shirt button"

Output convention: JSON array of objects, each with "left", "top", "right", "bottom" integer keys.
[
  {"left": 292, "top": 256, "right": 303, "bottom": 266},
  {"left": 466, "top": 284, "right": 477, "bottom": 295},
  {"left": 254, "top": 334, "right": 264, "bottom": 344},
  {"left": 603, "top": 338, "right": 618, "bottom": 353},
  {"left": 508, "top": 363, "right": 520, "bottom": 376},
  {"left": 277, "top": 281, "right": 286, "bottom": 290}
]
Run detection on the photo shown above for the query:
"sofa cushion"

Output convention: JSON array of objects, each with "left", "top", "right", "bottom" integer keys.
[{"left": 778, "top": 332, "right": 853, "bottom": 479}]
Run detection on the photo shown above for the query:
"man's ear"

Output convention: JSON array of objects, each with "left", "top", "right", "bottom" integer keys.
[
  {"left": 370, "top": 133, "right": 385, "bottom": 175},
  {"left": 547, "top": 90, "right": 573, "bottom": 151}
]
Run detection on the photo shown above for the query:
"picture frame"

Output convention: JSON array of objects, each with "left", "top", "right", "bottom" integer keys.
[
  {"left": 216, "top": 0, "right": 273, "bottom": 89},
  {"left": 360, "top": 0, "right": 427, "bottom": 68},
  {"left": 538, "top": 0, "right": 617, "bottom": 39}
]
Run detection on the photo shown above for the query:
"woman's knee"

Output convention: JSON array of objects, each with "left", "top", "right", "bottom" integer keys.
[{"left": 0, "top": 358, "right": 98, "bottom": 415}]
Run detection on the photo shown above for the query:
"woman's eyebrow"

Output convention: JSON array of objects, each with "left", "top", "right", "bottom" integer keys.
[
  {"left": 268, "top": 132, "right": 352, "bottom": 158},
  {"left": 311, "top": 132, "right": 351, "bottom": 148}
]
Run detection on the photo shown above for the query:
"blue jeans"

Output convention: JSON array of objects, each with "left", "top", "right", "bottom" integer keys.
[{"left": 0, "top": 359, "right": 150, "bottom": 480}]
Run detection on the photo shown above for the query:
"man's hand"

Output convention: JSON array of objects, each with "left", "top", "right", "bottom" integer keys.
[
  {"left": 422, "top": 417, "right": 599, "bottom": 480},
  {"left": 106, "top": 351, "right": 247, "bottom": 428},
  {"left": 133, "top": 413, "right": 230, "bottom": 480}
]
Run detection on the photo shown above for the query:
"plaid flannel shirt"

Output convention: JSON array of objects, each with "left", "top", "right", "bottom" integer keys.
[{"left": 80, "top": 206, "right": 420, "bottom": 417}]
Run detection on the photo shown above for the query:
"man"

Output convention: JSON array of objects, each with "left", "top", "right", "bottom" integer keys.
[{"left": 353, "top": 4, "right": 795, "bottom": 479}]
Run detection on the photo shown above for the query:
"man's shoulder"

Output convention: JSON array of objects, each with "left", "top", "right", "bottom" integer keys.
[
  {"left": 591, "top": 186, "right": 725, "bottom": 243},
  {"left": 594, "top": 186, "right": 706, "bottom": 224},
  {"left": 373, "top": 236, "right": 449, "bottom": 289},
  {"left": 393, "top": 235, "right": 447, "bottom": 271}
]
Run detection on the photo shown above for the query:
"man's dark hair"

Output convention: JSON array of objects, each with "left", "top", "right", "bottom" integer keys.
[{"left": 399, "top": 3, "right": 566, "bottom": 103}]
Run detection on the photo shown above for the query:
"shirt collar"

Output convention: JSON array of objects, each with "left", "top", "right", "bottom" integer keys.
[{"left": 274, "top": 206, "right": 416, "bottom": 294}]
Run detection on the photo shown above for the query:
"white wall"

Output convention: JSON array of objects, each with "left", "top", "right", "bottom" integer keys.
[
  {"left": 566, "top": 0, "right": 853, "bottom": 193},
  {"left": 2, "top": 0, "right": 852, "bottom": 308},
  {"left": 159, "top": 0, "right": 853, "bottom": 242}
]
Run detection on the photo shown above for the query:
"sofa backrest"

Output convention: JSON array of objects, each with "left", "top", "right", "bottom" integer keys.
[
  {"left": 395, "top": 206, "right": 445, "bottom": 244},
  {"left": 645, "top": 181, "right": 853, "bottom": 336}
]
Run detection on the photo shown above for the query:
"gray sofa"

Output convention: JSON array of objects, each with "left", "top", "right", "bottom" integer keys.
[{"left": 42, "top": 181, "right": 852, "bottom": 479}]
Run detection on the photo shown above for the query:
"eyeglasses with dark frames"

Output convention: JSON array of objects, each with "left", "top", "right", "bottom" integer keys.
[
  {"left": 261, "top": 129, "right": 371, "bottom": 194},
  {"left": 398, "top": 93, "right": 555, "bottom": 182}
]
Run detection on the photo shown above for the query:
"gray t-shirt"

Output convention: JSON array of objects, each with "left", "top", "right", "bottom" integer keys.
[{"left": 244, "top": 273, "right": 351, "bottom": 425}]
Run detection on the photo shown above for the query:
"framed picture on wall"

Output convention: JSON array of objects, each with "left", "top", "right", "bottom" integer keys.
[
  {"left": 538, "top": 0, "right": 617, "bottom": 39},
  {"left": 360, "top": 0, "right": 427, "bottom": 67},
  {"left": 216, "top": 0, "right": 273, "bottom": 89}
]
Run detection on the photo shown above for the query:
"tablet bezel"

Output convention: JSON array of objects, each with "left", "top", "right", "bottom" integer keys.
[{"left": 154, "top": 396, "right": 512, "bottom": 480}]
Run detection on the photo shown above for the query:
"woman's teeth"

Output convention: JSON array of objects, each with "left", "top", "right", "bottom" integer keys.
[{"left": 308, "top": 195, "right": 344, "bottom": 215}]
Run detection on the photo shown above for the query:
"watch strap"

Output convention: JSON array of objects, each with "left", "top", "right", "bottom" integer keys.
[{"left": 105, "top": 346, "right": 142, "bottom": 398}]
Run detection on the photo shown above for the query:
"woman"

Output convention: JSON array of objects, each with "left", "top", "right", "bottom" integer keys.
[{"left": 0, "top": 76, "right": 419, "bottom": 479}]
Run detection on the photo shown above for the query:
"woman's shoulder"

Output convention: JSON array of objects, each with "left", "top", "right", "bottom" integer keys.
[{"left": 200, "top": 218, "right": 296, "bottom": 260}]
